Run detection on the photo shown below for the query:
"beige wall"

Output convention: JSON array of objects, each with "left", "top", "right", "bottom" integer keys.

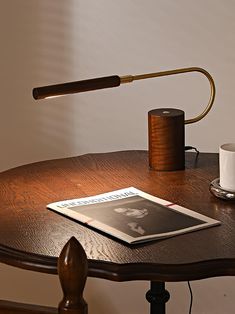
[{"left": 1, "top": 1, "right": 235, "bottom": 313}]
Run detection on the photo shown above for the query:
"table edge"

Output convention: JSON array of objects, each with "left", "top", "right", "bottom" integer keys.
[{"left": 1, "top": 244, "right": 235, "bottom": 282}]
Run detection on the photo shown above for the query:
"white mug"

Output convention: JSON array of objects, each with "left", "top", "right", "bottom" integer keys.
[{"left": 219, "top": 143, "right": 235, "bottom": 191}]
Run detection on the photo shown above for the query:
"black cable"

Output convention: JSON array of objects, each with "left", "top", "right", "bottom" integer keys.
[
  {"left": 187, "top": 281, "right": 193, "bottom": 314},
  {"left": 185, "top": 146, "right": 199, "bottom": 154}
]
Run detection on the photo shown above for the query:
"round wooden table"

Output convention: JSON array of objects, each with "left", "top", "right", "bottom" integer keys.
[{"left": 0, "top": 151, "right": 234, "bottom": 313}]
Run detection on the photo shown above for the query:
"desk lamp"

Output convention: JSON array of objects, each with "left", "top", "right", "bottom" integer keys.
[{"left": 33, "top": 67, "right": 215, "bottom": 171}]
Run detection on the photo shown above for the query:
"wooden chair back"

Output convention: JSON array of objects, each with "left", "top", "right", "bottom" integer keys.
[{"left": 0, "top": 237, "right": 88, "bottom": 314}]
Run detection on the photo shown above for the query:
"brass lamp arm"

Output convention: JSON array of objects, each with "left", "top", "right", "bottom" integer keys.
[
  {"left": 33, "top": 67, "right": 215, "bottom": 125},
  {"left": 120, "top": 67, "right": 216, "bottom": 124}
]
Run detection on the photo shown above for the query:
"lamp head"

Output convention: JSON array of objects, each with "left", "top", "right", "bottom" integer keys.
[{"left": 33, "top": 75, "right": 121, "bottom": 100}]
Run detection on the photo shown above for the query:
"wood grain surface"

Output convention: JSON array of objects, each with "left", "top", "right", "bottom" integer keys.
[
  {"left": 0, "top": 150, "right": 234, "bottom": 282},
  {"left": 148, "top": 109, "right": 185, "bottom": 171},
  {"left": 33, "top": 75, "right": 121, "bottom": 99}
]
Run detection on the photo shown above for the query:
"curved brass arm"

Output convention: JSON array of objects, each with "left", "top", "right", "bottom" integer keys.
[
  {"left": 120, "top": 67, "right": 216, "bottom": 124},
  {"left": 33, "top": 67, "right": 215, "bottom": 125}
]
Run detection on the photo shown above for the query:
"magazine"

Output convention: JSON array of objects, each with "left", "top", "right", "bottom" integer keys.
[{"left": 47, "top": 187, "right": 221, "bottom": 244}]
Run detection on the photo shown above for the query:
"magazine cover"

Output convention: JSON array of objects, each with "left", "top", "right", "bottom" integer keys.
[{"left": 47, "top": 187, "right": 221, "bottom": 244}]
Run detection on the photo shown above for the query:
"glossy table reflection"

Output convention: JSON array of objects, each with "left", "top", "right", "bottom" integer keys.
[{"left": 0, "top": 151, "right": 235, "bottom": 313}]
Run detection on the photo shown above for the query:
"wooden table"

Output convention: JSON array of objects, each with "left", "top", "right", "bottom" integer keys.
[{"left": 0, "top": 151, "right": 235, "bottom": 313}]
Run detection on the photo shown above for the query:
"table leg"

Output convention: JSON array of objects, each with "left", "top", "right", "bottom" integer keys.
[{"left": 146, "top": 281, "right": 170, "bottom": 314}]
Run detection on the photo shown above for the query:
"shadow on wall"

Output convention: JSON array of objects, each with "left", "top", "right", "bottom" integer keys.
[
  {"left": 0, "top": 2, "right": 148, "bottom": 313},
  {"left": 0, "top": 0, "right": 82, "bottom": 171}
]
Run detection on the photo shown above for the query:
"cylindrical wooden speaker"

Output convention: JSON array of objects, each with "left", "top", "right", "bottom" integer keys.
[{"left": 148, "top": 108, "right": 185, "bottom": 171}]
